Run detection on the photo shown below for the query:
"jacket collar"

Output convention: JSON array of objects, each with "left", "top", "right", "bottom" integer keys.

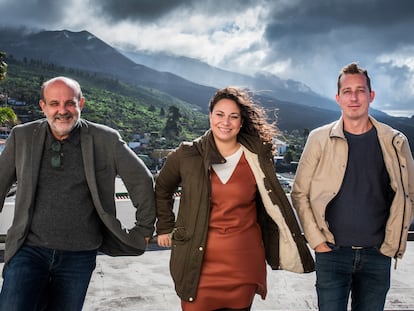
[
  {"left": 330, "top": 115, "right": 399, "bottom": 139},
  {"left": 330, "top": 116, "right": 346, "bottom": 139},
  {"left": 194, "top": 130, "right": 225, "bottom": 168},
  {"left": 330, "top": 115, "right": 384, "bottom": 138},
  {"left": 194, "top": 129, "right": 272, "bottom": 168},
  {"left": 329, "top": 115, "right": 403, "bottom": 149}
]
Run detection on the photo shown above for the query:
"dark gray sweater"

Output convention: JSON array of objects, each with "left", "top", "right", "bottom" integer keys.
[{"left": 26, "top": 125, "right": 102, "bottom": 251}]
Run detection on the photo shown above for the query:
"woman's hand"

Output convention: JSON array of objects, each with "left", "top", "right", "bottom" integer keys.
[{"left": 157, "top": 233, "right": 172, "bottom": 248}]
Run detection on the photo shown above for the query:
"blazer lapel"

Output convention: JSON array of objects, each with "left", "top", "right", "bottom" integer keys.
[
  {"left": 30, "top": 122, "right": 47, "bottom": 197},
  {"left": 80, "top": 125, "right": 101, "bottom": 209}
]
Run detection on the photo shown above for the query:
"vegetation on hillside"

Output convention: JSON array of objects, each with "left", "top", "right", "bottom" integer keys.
[
  {"left": 0, "top": 56, "right": 209, "bottom": 150},
  {"left": 0, "top": 51, "right": 19, "bottom": 128},
  {"left": 0, "top": 55, "right": 318, "bottom": 171},
  {"left": 0, "top": 51, "right": 6, "bottom": 80},
  {"left": 0, "top": 106, "right": 17, "bottom": 127}
]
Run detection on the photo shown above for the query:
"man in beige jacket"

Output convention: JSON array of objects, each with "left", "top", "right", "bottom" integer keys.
[{"left": 291, "top": 62, "right": 414, "bottom": 311}]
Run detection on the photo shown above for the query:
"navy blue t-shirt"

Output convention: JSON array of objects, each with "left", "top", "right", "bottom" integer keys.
[{"left": 326, "top": 127, "right": 394, "bottom": 247}]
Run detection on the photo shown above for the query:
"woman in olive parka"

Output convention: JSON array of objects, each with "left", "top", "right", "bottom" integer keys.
[{"left": 156, "top": 87, "right": 314, "bottom": 311}]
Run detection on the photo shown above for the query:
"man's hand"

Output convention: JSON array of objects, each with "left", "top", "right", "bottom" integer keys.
[
  {"left": 315, "top": 242, "right": 332, "bottom": 253},
  {"left": 157, "top": 233, "right": 172, "bottom": 247}
]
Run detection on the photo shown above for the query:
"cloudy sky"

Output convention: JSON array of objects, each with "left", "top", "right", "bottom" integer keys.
[{"left": 1, "top": 0, "right": 414, "bottom": 117}]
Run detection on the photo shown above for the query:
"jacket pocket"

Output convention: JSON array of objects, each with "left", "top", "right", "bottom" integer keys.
[
  {"left": 169, "top": 226, "right": 191, "bottom": 285},
  {"left": 171, "top": 226, "right": 188, "bottom": 241}
]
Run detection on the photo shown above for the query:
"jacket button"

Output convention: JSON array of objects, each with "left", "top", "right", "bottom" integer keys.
[
  {"left": 189, "top": 297, "right": 194, "bottom": 302},
  {"left": 199, "top": 247, "right": 203, "bottom": 251}
]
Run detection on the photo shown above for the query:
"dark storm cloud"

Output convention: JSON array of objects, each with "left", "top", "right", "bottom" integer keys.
[
  {"left": 90, "top": 0, "right": 258, "bottom": 23},
  {"left": 377, "top": 62, "right": 411, "bottom": 89},
  {"left": 90, "top": 0, "right": 188, "bottom": 22},
  {"left": 0, "top": 0, "right": 68, "bottom": 29},
  {"left": 266, "top": 0, "right": 414, "bottom": 36},
  {"left": 0, "top": 0, "right": 413, "bottom": 115},
  {"left": 264, "top": 0, "right": 414, "bottom": 53},
  {"left": 259, "top": 0, "right": 414, "bottom": 112}
]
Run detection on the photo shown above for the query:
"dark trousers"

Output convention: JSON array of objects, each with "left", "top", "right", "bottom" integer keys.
[
  {"left": 315, "top": 245, "right": 391, "bottom": 311},
  {"left": 0, "top": 245, "right": 97, "bottom": 311}
]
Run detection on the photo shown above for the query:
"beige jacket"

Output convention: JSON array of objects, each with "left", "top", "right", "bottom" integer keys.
[{"left": 291, "top": 116, "right": 414, "bottom": 259}]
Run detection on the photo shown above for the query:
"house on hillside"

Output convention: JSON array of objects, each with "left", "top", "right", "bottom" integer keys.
[
  {"left": 0, "top": 94, "right": 26, "bottom": 106},
  {"left": 0, "top": 127, "right": 10, "bottom": 139},
  {"left": 7, "top": 98, "right": 27, "bottom": 106},
  {"left": 0, "top": 138, "right": 5, "bottom": 155},
  {"left": 273, "top": 137, "right": 288, "bottom": 155}
]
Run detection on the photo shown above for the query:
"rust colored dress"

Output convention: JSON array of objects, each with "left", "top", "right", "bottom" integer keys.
[{"left": 182, "top": 154, "right": 267, "bottom": 311}]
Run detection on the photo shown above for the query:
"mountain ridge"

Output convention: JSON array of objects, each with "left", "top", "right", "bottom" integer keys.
[
  {"left": 0, "top": 28, "right": 216, "bottom": 111},
  {"left": 120, "top": 48, "right": 339, "bottom": 112},
  {"left": 1, "top": 27, "right": 413, "bottom": 144}
]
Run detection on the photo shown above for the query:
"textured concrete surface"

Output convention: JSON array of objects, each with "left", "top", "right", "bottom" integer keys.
[
  {"left": 1, "top": 178, "right": 413, "bottom": 310},
  {"left": 80, "top": 242, "right": 414, "bottom": 311}
]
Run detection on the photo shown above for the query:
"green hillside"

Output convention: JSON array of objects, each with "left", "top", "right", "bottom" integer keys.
[{"left": 0, "top": 56, "right": 209, "bottom": 149}]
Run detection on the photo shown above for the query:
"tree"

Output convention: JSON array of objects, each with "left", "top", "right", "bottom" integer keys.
[
  {"left": 163, "top": 105, "right": 181, "bottom": 138},
  {"left": 0, "top": 52, "right": 15, "bottom": 127},
  {"left": 0, "top": 107, "right": 18, "bottom": 127},
  {"left": 0, "top": 51, "right": 7, "bottom": 81},
  {"left": 284, "top": 149, "right": 293, "bottom": 164}
]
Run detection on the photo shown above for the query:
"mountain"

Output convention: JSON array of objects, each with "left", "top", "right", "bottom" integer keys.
[
  {"left": 119, "top": 48, "right": 414, "bottom": 141},
  {"left": 1, "top": 27, "right": 413, "bottom": 144},
  {"left": 1, "top": 27, "right": 340, "bottom": 113},
  {"left": 120, "top": 49, "right": 339, "bottom": 112},
  {"left": 118, "top": 48, "right": 414, "bottom": 141},
  {"left": 120, "top": 49, "right": 396, "bottom": 120},
  {"left": 0, "top": 27, "right": 215, "bottom": 112}
]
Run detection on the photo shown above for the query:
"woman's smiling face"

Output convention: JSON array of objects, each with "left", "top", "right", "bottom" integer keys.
[{"left": 209, "top": 98, "right": 242, "bottom": 144}]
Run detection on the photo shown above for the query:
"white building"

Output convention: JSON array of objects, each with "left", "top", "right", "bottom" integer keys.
[{"left": 273, "top": 137, "right": 288, "bottom": 155}]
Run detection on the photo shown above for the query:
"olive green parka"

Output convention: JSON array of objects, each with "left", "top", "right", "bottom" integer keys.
[{"left": 155, "top": 130, "right": 314, "bottom": 302}]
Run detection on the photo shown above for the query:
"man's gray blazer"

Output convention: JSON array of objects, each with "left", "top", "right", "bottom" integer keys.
[{"left": 0, "top": 119, "right": 156, "bottom": 264}]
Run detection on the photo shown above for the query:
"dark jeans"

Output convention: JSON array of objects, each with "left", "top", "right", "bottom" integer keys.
[
  {"left": 315, "top": 244, "right": 391, "bottom": 311},
  {"left": 0, "top": 245, "right": 97, "bottom": 311}
]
